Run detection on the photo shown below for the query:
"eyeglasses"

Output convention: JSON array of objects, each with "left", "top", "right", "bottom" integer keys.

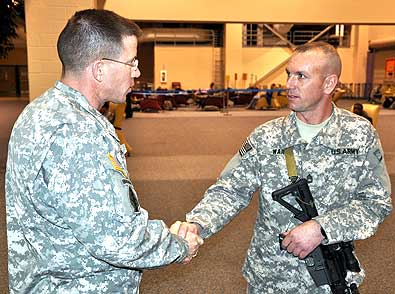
[{"left": 101, "top": 57, "right": 139, "bottom": 71}]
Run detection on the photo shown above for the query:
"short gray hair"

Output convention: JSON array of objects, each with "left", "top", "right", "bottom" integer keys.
[
  {"left": 57, "top": 9, "right": 142, "bottom": 75},
  {"left": 294, "top": 41, "right": 342, "bottom": 77}
]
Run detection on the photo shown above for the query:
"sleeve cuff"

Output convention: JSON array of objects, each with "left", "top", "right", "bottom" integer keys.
[{"left": 172, "top": 234, "right": 189, "bottom": 263}]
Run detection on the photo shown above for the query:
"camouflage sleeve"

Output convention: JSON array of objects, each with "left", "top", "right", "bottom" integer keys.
[
  {"left": 40, "top": 125, "right": 188, "bottom": 268},
  {"left": 186, "top": 137, "right": 261, "bottom": 238},
  {"left": 315, "top": 132, "right": 392, "bottom": 243}
]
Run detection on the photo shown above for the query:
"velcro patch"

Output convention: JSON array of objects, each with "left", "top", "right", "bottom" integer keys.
[{"left": 239, "top": 139, "right": 253, "bottom": 156}]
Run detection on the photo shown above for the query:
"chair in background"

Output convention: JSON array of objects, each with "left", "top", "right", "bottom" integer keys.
[
  {"left": 273, "top": 95, "right": 288, "bottom": 109},
  {"left": 350, "top": 103, "right": 380, "bottom": 127},
  {"left": 271, "top": 92, "right": 288, "bottom": 109},
  {"left": 255, "top": 96, "right": 268, "bottom": 109},
  {"left": 202, "top": 94, "right": 227, "bottom": 110},
  {"left": 171, "top": 81, "right": 182, "bottom": 90},
  {"left": 269, "top": 88, "right": 278, "bottom": 108},
  {"left": 157, "top": 94, "right": 176, "bottom": 110},
  {"left": 140, "top": 97, "right": 162, "bottom": 113},
  {"left": 173, "top": 93, "right": 190, "bottom": 106},
  {"left": 109, "top": 102, "right": 133, "bottom": 156},
  {"left": 234, "top": 92, "right": 256, "bottom": 105}
]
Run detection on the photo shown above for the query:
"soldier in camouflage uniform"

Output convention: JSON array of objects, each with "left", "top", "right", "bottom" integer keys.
[
  {"left": 6, "top": 9, "right": 203, "bottom": 294},
  {"left": 173, "top": 42, "right": 392, "bottom": 293}
]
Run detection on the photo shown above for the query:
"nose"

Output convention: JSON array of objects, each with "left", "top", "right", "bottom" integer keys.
[
  {"left": 286, "top": 75, "right": 296, "bottom": 89},
  {"left": 131, "top": 67, "right": 141, "bottom": 79}
]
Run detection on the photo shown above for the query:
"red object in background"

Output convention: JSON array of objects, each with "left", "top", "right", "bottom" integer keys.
[{"left": 385, "top": 58, "right": 395, "bottom": 79}]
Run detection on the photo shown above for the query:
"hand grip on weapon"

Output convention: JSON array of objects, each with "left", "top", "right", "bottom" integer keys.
[
  {"left": 170, "top": 221, "right": 204, "bottom": 264},
  {"left": 280, "top": 220, "right": 324, "bottom": 259}
]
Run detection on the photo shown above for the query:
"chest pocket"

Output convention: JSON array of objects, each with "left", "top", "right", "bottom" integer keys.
[{"left": 324, "top": 147, "right": 363, "bottom": 182}]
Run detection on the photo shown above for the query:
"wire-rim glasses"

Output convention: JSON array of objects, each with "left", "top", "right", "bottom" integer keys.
[{"left": 101, "top": 57, "right": 139, "bottom": 71}]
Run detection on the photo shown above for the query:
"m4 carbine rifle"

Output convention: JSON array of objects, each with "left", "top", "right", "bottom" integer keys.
[{"left": 272, "top": 178, "right": 360, "bottom": 294}]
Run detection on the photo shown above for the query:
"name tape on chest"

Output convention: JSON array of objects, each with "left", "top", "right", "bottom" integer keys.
[
  {"left": 330, "top": 148, "right": 359, "bottom": 155},
  {"left": 271, "top": 148, "right": 360, "bottom": 156}
]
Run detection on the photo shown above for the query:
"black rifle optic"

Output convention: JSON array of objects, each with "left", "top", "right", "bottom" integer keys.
[{"left": 272, "top": 178, "right": 360, "bottom": 294}]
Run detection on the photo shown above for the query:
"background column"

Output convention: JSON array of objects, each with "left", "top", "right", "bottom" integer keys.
[{"left": 25, "top": 0, "right": 95, "bottom": 100}]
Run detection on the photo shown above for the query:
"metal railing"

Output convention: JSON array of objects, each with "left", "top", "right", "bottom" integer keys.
[
  {"left": 338, "top": 82, "right": 395, "bottom": 99},
  {"left": 243, "top": 26, "right": 351, "bottom": 48}
]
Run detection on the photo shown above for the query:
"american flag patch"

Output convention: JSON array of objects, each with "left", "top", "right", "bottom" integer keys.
[{"left": 239, "top": 139, "right": 253, "bottom": 156}]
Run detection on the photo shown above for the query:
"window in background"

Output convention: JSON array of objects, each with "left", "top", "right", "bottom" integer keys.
[{"left": 242, "top": 24, "right": 351, "bottom": 48}]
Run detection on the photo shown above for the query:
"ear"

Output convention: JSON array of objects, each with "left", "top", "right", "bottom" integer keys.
[
  {"left": 323, "top": 74, "right": 338, "bottom": 95},
  {"left": 92, "top": 60, "right": 104, "bottom": 82}
]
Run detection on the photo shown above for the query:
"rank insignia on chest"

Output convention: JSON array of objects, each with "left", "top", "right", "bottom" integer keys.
[
  {"left": 239, "top": 139, "right": 253, "bottom": 156},
  {"left": 107, "top": 153, "right": 128, "bottom": 178}
]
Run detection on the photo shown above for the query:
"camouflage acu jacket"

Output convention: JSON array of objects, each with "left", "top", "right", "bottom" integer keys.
[
  {"left": 6, "top": 81, "right": 188, "bottom": 293},
  {"left": 186, "top": 106, "right": 392, "bottom": 293}
]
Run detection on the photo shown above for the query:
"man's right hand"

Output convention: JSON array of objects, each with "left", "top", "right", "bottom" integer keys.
[
  {"left": 280, "top": 220, "right": 324, "bottom": 259},
  {"left": 170, "top": 221, "right": 203, "bottom": 264}
]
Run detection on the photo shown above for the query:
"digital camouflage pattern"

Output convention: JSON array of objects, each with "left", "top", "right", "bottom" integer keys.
[
  {"left": 187, "top": 105, "right": 392, "bottom": 293},
  {"left": 6, "top": 81, "right": 188, "bottom": 293}
]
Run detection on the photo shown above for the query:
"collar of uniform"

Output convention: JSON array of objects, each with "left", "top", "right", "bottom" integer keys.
[
  {"left": 280, "top": 112, "right": 306, "bottom": 149},
  {"left": 280, "top": 103, "right": 341, "bottom": 150},
  {"left": 312, "top": 104, "right": 343, "bottom": 149},
  {"left": 55, "top": 80, "right": 92, "bottom": 109},
  {"left": 54, "top": 81, "right": 119, "bottom": 142}
]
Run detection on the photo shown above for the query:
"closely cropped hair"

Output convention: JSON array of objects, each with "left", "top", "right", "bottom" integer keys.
[
  {"left": 295, "top": 41, "right": 342, "bottom": 77},
  {"left": 57, "top": 9, "right": 142, "bottom": 75}
]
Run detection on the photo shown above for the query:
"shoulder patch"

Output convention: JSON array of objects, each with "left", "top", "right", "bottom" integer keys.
[
  {"left": 107, "top": 153, "right": 128, "bottom": 178},
  {"left": 239, "top": 139, "right": 253, "bottom": 156}
]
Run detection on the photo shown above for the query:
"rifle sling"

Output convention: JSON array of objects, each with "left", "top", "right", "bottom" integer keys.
[{"left": 284, "top": 147, "right": 298, "bottom": 180}]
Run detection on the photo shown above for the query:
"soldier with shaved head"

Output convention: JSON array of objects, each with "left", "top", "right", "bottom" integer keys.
[{"left": 172, "top": 41, "right": 391, "bottom": 293}]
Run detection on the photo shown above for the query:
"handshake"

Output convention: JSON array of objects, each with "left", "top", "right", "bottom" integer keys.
[{"left": 170, "top": 221, "right": 204, "bottom": 264}]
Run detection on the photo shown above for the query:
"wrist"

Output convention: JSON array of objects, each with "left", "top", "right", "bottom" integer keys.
[
  {"left": 191, "top": 222, "right": 203, "bottom": 235},
  {"left": 320, "top": 226, "right": 327, "bottom": 239},
  {"left": 311, "top": 219, "right": 327, "bottom": 242}
]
